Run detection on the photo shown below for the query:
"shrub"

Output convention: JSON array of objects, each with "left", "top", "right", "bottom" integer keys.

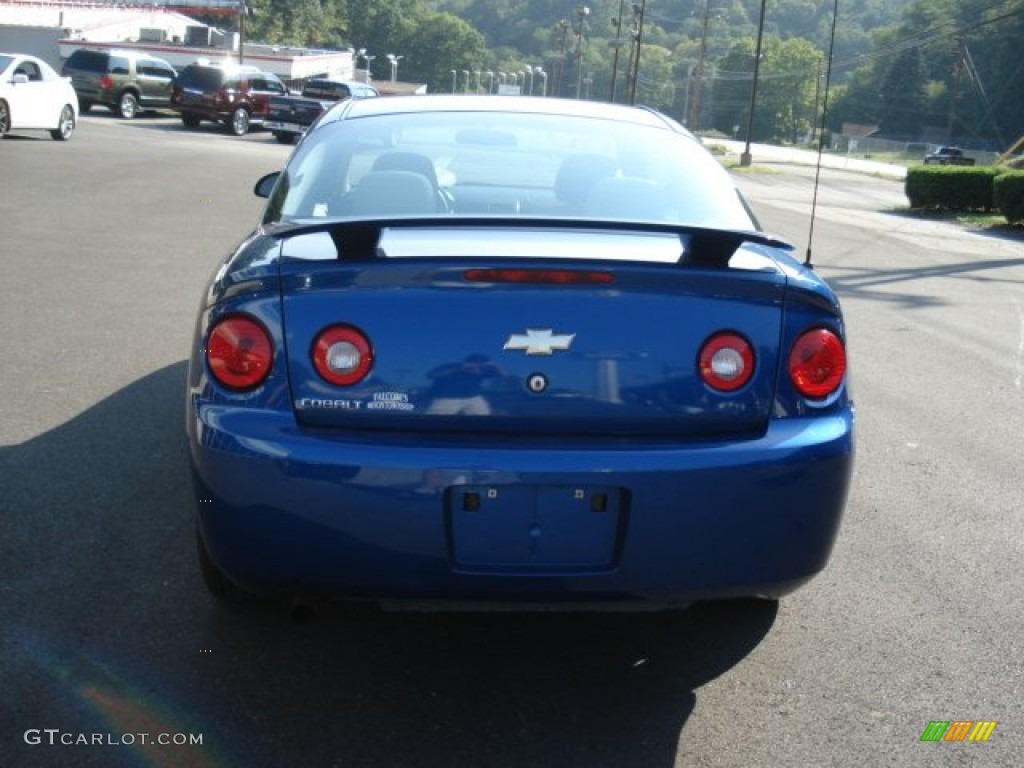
[
  {"left": 905, "top": 166, "right": 1004, "bottom": 211},
  {"left": 993, "top": 171, "right": 1024, "bottom": 224}
]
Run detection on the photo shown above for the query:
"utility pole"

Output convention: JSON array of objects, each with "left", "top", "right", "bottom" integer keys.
[
  {"left": 689, "top": 0, "right": 713, "bottom": 130},
  {"left": 741, "top": 0, "right": 768, "bottom": 166},
  {"left": 947, "top": 40, "right": 963, "bottom": 142},
  {"left": 627, "top": 0, "right": 646, "bottom": 105},
  {"left": 810, "top": 54, "right": 823, "bottom": 144},
  {"left": 609, "top": 0, "right": 627, "bottom": 102}
]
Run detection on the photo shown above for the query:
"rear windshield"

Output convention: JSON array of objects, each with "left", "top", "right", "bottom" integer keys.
[
  {"left": 64, "top": 50, "right": 107, "bottom": 73},
  {"left": 176, "top": 66, "right": 224, "bottom": 90},
  {"left": 304, "top": 81, "right": 350, "bottom": 99},
  {"left": 268, "top": 109, "right": 756, "bottom": 231}
]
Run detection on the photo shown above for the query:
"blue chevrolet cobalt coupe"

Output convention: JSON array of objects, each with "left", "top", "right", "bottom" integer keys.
[{"left": 187, "top": 94, "right": 854, "bottom": 609}]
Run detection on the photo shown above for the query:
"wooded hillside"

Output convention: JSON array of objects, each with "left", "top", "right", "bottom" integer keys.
[{"left": 223, "top": 0, "right": 1021, "bottom": 149}]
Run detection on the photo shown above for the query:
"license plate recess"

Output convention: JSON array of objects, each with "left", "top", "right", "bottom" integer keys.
[{"left": 447, "top": 485, "right": 622, "bottom": 570}]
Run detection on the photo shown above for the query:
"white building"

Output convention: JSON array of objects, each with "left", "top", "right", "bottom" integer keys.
[
  {"left": 0, "top": 0, "right": 212, "bottom": 65},
  {"left": 0, "top": 0, "right": 356, "bottom": 82},
  {"left": 55, "top": 38, "right": 358, "bottom": 83}
]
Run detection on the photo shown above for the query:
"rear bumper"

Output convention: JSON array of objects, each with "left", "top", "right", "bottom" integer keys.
[
  {"left": 189, "top": 403, "right": 854, "bottom": 604},
  {"left": 264, "top": 120, "right": 305, "bottom": 134},
  {"left": 172, "top": 107, "right": 266, "bottom": 125},
  {"left": 71, "top": 85, "right": 110, "bottom": 103},
  {"left": 170, "top": 102, "right": 224, "bottom": 121}
]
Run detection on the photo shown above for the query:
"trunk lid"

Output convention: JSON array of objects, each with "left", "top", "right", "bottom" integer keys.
[
  {"left": 276, "top": 224, "right": 789, "bottom": 438},
  {"left": 267, "top": 95, "right": 325, "bottom": 126}
]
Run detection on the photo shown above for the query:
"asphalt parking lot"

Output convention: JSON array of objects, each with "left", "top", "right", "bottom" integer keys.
[{"left": 2, "top": 112, "right": 1022, "bottom": 768}]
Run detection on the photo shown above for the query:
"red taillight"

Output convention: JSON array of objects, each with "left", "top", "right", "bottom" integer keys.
[
  {"left": 789, "top": 328, "right": 846, "bottom": 399},
  {"left": 206, "top": 315, "right": 273, "bottom": 390},
  {"left": 99, "top": 74, "right": 114, "bottom": 90},
  {"left": 463, "top": 268, "right": 614, "bottom": 285},
  {"left": 312, "top": 325, "right": 373, "bottom": 386},
  {"left": 699, "top": 332, "right": 755, "bottom": 392}
]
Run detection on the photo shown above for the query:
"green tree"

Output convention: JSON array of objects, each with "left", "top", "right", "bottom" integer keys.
[
  {"left": 767, "top": 36, "right": 824, "bottom": 142},
  {"left": 879, "top": 46, "right": 927, "bottom": 137},
  {"left": 633, "top": 45, "right": 676, "bottom": 111},
  {"left": 400, "top": 13, "right": 489, "bottom": 93},
  {"left": 245, "top": 0, "right": 348, "bottom": 49},
  {"left": 712, "top": 36, "right": 823, "bottom": 142},
  {"left": 953, "top": 0, "right": 1024, "bottom": 145}
]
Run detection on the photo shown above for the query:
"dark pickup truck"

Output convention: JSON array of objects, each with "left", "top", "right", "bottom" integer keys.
[
  {"left": 265, "top": 78, "right": 378, "bottom": 144},
  {"left": 923, "top": 146, "right": 976, "bottom": 166}
]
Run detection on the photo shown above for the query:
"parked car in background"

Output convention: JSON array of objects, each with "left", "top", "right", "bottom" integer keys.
[
  {"left": 0, "top": 53, "right": 78, "bottom": 140},
  {"left": 170, "top": 62, "right": 287, "bottom": 136},
  {"left": 188, "top": 95, "right": 854, "bottom": 611},
  {"left": 61, "top": 48, "right": 176, "bottom": 118},
  {"left": 265, "top": 78, "right": 378, "bottom": 144},
  {"left": 923, "top": 146, "right": 976, "bottom": 166}
]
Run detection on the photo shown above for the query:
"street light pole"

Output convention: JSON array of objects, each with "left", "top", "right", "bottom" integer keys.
[
  {"left": 553, "top": 19, "right": 570, "bottom": 97},
  {"left": 237, "top": 1, "right": 246, "bottom": 65},
  {"left": 574, "top": 5, "right": 590, "bottom": 99},
  {"left": 356, "top": 49, "right": 374, "bottom": 83},
  {"left": 386, "top": 53, "right": 403, "bottom": 83},
  {"left": 740, "top": 0, "right": 768, "bottom": 167},
  {"left": 450, "top": 69, "right": 457, "bottom": 93}
]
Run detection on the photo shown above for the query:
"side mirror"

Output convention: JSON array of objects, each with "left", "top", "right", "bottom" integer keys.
[
  {"left": 254, "top": 172, "right": 280, "bottom": 198},
  {"left": 12, "top": 73, "right": 29, "bottom": 85}
]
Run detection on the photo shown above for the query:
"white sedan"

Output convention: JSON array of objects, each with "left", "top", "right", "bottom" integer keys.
[{"left": 0, "top": 53, "right": 78, "bottom": 140}]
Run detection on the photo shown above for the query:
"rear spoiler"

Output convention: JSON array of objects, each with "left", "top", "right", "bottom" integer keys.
[{"left": 264, "top": 217, "right": 793, "bottom": 269}]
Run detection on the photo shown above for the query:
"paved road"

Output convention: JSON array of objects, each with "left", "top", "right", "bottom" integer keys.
[{"left": 1, "top": 114, "right": 1021, "bottom": 768}]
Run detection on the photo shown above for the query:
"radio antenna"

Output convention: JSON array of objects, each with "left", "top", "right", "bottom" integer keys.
[{"left": 806, "top": 0, "right": 841, "bottom": 268}]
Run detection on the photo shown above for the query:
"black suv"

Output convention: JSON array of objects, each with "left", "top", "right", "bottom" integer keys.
[
  {"left": 61, "top": 48, "right": 177, "bottom": 118},
  {"left": 170, "top": 62, "right": 288, "bottom": 136}
]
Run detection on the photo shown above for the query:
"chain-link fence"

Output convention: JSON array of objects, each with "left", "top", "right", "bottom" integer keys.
[{"left": 831, "top": 135, "right": 999, "bottom": 166}]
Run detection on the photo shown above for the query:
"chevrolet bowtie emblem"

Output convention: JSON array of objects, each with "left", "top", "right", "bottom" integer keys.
[{"left": 503, "top": 329, "right": 575, "bottom": 356}]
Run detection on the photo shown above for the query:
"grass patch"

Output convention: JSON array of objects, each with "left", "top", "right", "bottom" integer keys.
[
  {"left": 720, "top": 159, "right": 781, "bottom": 173},
  {"left": 898, "top": 207, "right": 1024, "bottom": 235},
  {"left": 954, "top": 212, "right": 1012, "bottom": 228}
]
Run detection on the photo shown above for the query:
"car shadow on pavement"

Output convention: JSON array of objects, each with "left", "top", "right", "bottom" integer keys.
[
  {"left": 963, "top": 224, "right": 1024, "bottom": 244},
  {"left": 821, "top": 254, "right": 1024, "bottom": 310},
  {"left": 885, "top": 209, "right": 1024, "bottom": 243},
  {"left": 0, "top": 361, "right": 777, "bottom": 768},
  {"left": 85, "top": 113, "right": 282, "bottom": 141}
]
